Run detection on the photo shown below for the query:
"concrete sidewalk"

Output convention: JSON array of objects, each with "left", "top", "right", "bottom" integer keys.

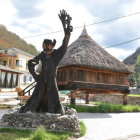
[
  {"left": 0, "top": 92, "right": 17, "bottom": 99},
  {"left": 0, "top": 85, "right": 34, "bottom": 99},
  {"left": 77, "top": 113, "right": 140, "bottom": 140}
]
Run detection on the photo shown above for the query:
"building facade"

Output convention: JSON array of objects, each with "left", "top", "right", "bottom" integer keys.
[
  {"left": 0, "top": 65, "right": 22, "bottom": 89},
  {"left": 0, "top": 47, "right": 35, "bottom": 85}
]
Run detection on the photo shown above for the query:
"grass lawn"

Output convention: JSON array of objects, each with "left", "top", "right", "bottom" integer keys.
[
  {"left": 0, "top": 104, "right": 13, "bottom": 109},
  {"left": 67, "top": 102, "right": 140, "bottom": 113},
  {"left": 128, "top": 94, "right": 140, "bottom": 97},
  {"left": 0, "top": 122, "right": 86, "bottom": 140}
]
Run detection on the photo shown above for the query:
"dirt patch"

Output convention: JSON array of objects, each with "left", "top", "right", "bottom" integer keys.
[
  {"left": 4, "top": 98, "right": 17, "bottom": 102},
  {"left": 0, "top": 98, "right": 17, "bottom": 105},
  {"left": 0, "top": 101, "right": 5, "bottom": 104}
]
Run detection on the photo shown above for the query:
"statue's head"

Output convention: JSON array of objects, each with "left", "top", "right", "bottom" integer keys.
[{"left": 42, "top": 39, "right": 56, "bottom": 54}]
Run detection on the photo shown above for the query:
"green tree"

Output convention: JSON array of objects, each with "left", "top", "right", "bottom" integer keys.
[
  {"left": 29, "top": 43, "right": 36, "bottom": 50},
  {"left": 127, "top": 74, "right": 137, "bottom": 88},
  {"left": 135, "top": 72, "right": 139, "bottom": 83},
  {"left": 136, "top": 55, "right": 140, "bottom": 66}
]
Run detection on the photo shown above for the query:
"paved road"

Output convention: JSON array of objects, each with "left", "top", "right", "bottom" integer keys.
[
  {"left": 1, "top": 110, "right": 140, "bottom": 140},
  {"left": 0, "top": 109, "right": 8, "bottom": 119},
  {"left": 78, "top": 113, "right": 140, "bottom": 140},
  {"left": 0, "top": 85, "right": 34, "bottom": 99}
]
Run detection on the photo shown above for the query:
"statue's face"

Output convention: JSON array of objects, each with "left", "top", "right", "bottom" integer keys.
[{"left": 42, "top": 43, "right": 53, "bottom": 54}]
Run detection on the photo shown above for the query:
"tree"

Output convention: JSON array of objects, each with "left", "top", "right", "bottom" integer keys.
[
  {"left": 135, "top": 72, "right": 139, "bottom": 83},
  {"left": 0, "top": 24, "right": 7, "bottom": 30},
  {"left": 29, "top": 44, "right": 36, "bottom": 50},
  {"left": 127, "top": 74, "right": 137, "bottom": 88}
]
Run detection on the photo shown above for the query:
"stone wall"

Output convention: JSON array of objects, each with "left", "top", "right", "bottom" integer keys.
[
  {"left": 0, "top": 106, "right": 80, "bottom": 135},
  {"left": 130, "top": 89, "right": 140, "bottom": 95},
  {"left": 89, "top": 94, "right": 140, "bottom": 106}
]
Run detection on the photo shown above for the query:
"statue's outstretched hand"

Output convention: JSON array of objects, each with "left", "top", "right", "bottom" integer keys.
[{"left": 58, "top": 9, "right": 73, "bottom": 35}]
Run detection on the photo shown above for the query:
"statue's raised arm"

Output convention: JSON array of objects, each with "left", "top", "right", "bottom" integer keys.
[
  {"left": 54, "top": 10, "right": 73, "bottom": 65},
  {"left": 58, "top": 9, "right": 73, "bottom": 35}
]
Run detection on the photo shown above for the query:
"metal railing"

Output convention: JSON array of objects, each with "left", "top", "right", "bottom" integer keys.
[{"left": 18, "top": 81, "right": 36, "bottom": 96}]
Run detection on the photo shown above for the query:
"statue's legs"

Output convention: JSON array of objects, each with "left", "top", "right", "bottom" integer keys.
[
  {"left": 19, "top": 82, "right": 44, "bottom": 113},
  {"left": 47, "top": 82, "right": 65, "bottom": 115},
  {"left": 40, "top": 84, "right": 48, "bottom": 112}
]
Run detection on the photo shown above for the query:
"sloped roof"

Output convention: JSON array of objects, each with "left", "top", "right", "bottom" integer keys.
[
  {"left": 0, "top": 65, "right": 23, "bottom": 73},
  {"left": 1, "top": 47, "right": 34, "bottom": 58},
  {"left": 59, "top": 26, "right": 134, "bottom": 74}
]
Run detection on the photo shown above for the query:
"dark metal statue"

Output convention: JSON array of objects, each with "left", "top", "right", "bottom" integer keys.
[{"left": 19, "top": 10, "right": 73, "bottom": 115}]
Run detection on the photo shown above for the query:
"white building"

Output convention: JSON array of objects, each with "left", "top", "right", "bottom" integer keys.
[{"left": 0, "top": 47, "right": 36, "bottom": 85}]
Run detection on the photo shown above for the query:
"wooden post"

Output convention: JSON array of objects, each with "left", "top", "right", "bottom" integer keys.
[
  {"left": 28, "top": 90, "right": 30, "bottom": 96},
  {"left": 71, "top": 91, "right": 76, "bottom": 105},
  {"left": 0, "top": 70, "right": 1, "bottom": 87},
  {"left": 11, "top": 56, "right": 14, "bottom": 69},
  {"left": 66, "top": 70, "right": 69, "bottom": 82},
  {"left": 16, "top": 74, "right": 19, "bottom": 86},
  {"left": 5, "top": 72, "right": 8, "bottom": 88},
  {"left": 85, "top": 94, "right": 89, "bottom": 104},
  {"left": 123, "top": 95, "right": 128, "bottom": 105},
  {"left": 11, "top": 73, "right": 13, "bottom": 90}
]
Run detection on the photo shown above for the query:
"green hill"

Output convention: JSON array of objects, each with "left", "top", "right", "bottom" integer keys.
[
  {"left": 123, "top": 47, "right": 140, "bottom": 71},
  {"left": 123, "top": 47, "right": 140, "bottom": 87},
  {"left": 0, "top": 24, "right": 39, "bottom": 56}
]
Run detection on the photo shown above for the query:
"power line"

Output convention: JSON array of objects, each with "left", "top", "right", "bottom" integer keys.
[
  {"left": 22, "top": 11, "right": 140, "bottom": 39},
  {"left": 74, "top": 11, "right": 140, "bottom": 29},
  {"left": 104, "top": 37, "right": 140, "bottom": 49}
]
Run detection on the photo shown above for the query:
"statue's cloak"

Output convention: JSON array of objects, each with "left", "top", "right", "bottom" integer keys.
[{"left": 20, "top": 41, "right": 67, "bottom": 115}]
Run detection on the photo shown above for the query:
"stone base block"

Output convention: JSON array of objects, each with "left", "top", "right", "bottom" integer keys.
[{"left": 0, "top": 106, "right": 80, "bottom": 135}]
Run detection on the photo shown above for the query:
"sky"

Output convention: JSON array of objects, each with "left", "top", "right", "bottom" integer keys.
[{"left": 0, "top": 0, "right": 140, "bottom": 61}]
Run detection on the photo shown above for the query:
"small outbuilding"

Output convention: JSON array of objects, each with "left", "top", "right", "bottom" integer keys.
[{"left": 57, "top": 26, "right": 134, "bottom": 105}]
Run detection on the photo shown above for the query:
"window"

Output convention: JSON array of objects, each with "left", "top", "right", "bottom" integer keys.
[
  {"left": 3, "top": 61, "right": 6, "bottom": 66},
  {"left": 6, "top": 73, "right": 12, "bottom": 88},
  {"left": 16, "top": 60, "right": 22, "bottom": 66},
  {"left": 0, "top": 72, "right": 6, "bottom": 87},
  {"left": 4, "top": 50, "right": 8, "bottom": 54},
  {"left": 23, "top": 75, "right": 26, "bottom": 83},
  {"left": 16, "top": 60, "right": 19, "bottom": 66},
  {"left": 29, "top": 76, "right": 32, "bottom": 81},
  {"left": 12, "top": 74, "right": 17, "bottom": 88}
]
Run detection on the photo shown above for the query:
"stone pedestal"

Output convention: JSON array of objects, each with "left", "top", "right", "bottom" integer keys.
[{"left": 0, "top": 106, "right": 80, "bottom": 135}]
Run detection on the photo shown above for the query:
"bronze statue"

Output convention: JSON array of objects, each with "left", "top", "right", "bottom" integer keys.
[{"left": 19, "top": 10, "right": 73, "bottom": 115}]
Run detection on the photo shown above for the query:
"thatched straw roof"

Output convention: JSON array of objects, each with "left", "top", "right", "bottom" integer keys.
[{"left": 59, "top": 26, "right": 134, "bottom": 74}]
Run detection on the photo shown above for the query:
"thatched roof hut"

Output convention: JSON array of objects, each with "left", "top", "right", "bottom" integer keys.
[
  {"left": 59, "top": 25, "right": 134, "bottom": 74},
  {"left": 57, "top": 25, "right": 134, "bottom": 105}
]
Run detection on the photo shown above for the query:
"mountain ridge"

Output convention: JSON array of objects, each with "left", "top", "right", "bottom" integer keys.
[
  {"left": 0, "top": 24, "right": 39, "bottom": 56},
  {"left": 123, "top": 47, "right": 140, "bottom": 72}
]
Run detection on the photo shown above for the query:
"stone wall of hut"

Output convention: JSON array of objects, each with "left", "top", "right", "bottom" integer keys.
[{"left": 89, "top": 94, "right": 140, "bottom": 106}]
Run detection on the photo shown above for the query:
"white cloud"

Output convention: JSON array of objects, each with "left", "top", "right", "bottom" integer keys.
[
  {"left": 105, "top": 47, "right": 135, "bottom": 61},
  {"left": 8, "top": 0, "right": 95, "bottom": 52},
  {"left": 0, "top": 0, "right": 140, "bottom": 61},
  {"left": 0, "top": 0, "right": 17, "bottom": 25}
]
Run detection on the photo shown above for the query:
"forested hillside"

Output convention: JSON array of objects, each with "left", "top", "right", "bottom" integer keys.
[
  {"left": 123, "top": 47, "right": 140, "bottom": 66},
  {"left": 123, "top": 47, "right": 140, "bottom": 72},
  {"left": 0, "top": 24, "right": 39, "bottom": 56},
  {"left": 123, "top": 47, "right": 140, "bottom": 87}
]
